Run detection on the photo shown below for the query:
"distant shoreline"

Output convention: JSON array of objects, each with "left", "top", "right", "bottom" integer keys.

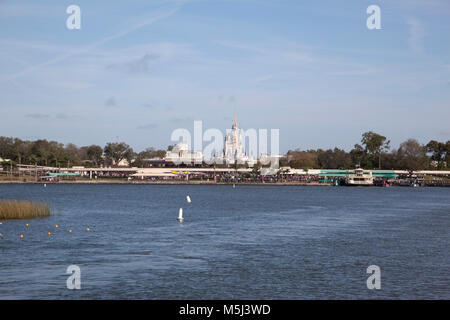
[
  {"left": 0, "top": 180, "right": 449, "bottom": 187},
  {"left": 0, "top": 180, "right": 332, "bottom": 186}
]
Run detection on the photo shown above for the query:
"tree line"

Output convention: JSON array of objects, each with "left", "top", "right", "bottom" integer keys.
[
  {"left": 0, "top": 137, "right": 166, "bottom": 168},
  {"left": 0, "top": 132, "right": 449, "bottom": 170},
  {"left": 282, "top": 131, "right": 449, "bottom": 171}
]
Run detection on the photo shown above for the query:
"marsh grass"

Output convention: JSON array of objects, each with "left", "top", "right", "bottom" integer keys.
[{"left": 0, "top": 200, "right": 51, "bottom": 219}]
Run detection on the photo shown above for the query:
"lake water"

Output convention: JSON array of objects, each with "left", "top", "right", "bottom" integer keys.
[{"left": 0, "top": 184, "right": 449, "bottom": 299}]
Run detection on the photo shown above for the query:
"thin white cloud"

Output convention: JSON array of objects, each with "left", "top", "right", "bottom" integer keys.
[
  {"left": 25, "top": 113, "right": 50, "bottom": 119},
  {"left": 55, "top": 82, "right": 93, "bottom": 89},
  {"left": 7, "top": 5, "right": 182, "bottom": 80},
  {"left": 215, "top": 40, "right": 315, "bottom": 64},
  {"left": 215, "top": 39, "right": 382, "bottom": 79},
  {"left": 0, "top": 39, "right": 76, "bottom": 54}
]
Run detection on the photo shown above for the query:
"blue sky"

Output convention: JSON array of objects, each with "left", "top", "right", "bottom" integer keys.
[{"left": 0, "top": 0, "right": 449, "bottom": 153}]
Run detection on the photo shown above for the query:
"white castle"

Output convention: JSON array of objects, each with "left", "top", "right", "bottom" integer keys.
[
  {"left": 222, "top": 115, "right": 255, "bottom": 165},
  {"left": 164, "top": 115, "right": 255, "bottom": 166},
  {"left": 224, "top": 116, "right": 244, "bottom": 161}
]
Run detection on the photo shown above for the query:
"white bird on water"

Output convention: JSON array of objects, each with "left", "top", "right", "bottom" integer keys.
[
  {"left": 177, "top": 208, "right": 184, "bottom": 222},
  {"left": 186, "top": 195, "right": 191, "bottom": 203}
]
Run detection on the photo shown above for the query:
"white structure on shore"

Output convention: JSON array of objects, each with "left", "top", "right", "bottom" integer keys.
[{"left": 165, "top": 142, "right": 203, "bottom": 164}]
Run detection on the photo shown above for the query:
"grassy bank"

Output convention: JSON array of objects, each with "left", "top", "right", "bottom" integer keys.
[{"left": 0, "top": 200, "right": 51, "bottom": 219}]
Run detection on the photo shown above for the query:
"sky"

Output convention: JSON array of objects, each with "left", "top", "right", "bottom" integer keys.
[{"left": 0, "top": 0, "right": 449, "bottom": 153}]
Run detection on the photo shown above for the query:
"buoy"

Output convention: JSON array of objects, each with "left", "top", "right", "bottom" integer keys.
[
  {"left": 68, "top": 229, "right": 72, "bottom": 233},
  {"left": 44, "top": 184, "right": 46, "bottom": 187},
  {"left": 55, "top": 224, "right": 58, "bottom": 228},
  {"left": 177, "top": 208, "right": 184, "bottom": 221},
  {"left": 25, "top": 223, "right": 29, "bottom": 227},
  {"left": 86, "top": 228, "right": 90, "bottom": 232},
  {"left": 233, "top": 183, "right": 236, "bottom": 188},
  {"left": 20, "top": 234, "right": 24, "bottom": 239},
  {"left": 48, "top": 232, "right": 51, "bottom": 236},
  {"left": 0, "top": 233, "right": 4, "bottom": 239},
  {"left": 186, "top": 195, "right": 191, "bottom": 203},
  {"left": 0, "top": 221, "right": 3, "bottom": 225}
]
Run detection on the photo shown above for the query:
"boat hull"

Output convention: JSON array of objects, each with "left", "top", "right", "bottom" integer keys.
[{"left": 344, "top": 182, "right": 374, "bottom": 186}]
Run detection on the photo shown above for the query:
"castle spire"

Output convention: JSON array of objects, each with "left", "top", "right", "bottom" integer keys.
[{"left": 232, "top": 114, "right": 237, "bottom": 129}]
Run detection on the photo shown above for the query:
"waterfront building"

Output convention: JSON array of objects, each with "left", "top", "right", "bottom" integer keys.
[
  {"left": 165, "top": 142, "right": 203, "bottom": 164},
  {"left": 116, "top": 159, "right": 130, "bottom": 167}
]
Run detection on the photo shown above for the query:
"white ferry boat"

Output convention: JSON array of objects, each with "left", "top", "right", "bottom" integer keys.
[{"left": 345, "top": 168, "right": 374, "bottom": 186}]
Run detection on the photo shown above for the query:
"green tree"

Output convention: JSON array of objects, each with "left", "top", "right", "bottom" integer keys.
[
  {"left": 86, "top": 145, "right": 104, "bottom": 166},
  {"left": 65, "top": 143, "right": 82, "bottom": 166},
  {"left": 104, "top": 142, "right": 133, "bottom": 166},
  {"left": 426, "top": 140, "right": 447, "bottom": 168},
  {"left": 361, "top": 131, "right": 390, "bottom": 169},
  {"left": 397, "top": 139, "right": 428, "bottom": 171},
  {"left": 445, "top": 141, "right": 450, "bottom": 167},
  {"left": 350, "top": 144, "right": 367, "bottom": 167},
  {"left": 287, "top": 150, "right": 318, "bottom": 169},
  {"left": 317, "top": 148, "right": 352, "bottom": 169},
  {"left": 133, "top": 147, "right": 167, "bottom": 167}
]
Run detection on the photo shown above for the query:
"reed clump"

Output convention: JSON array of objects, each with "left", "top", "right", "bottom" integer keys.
[{"left": 0, "top": 200, "right": 51, "bottom": 219}]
